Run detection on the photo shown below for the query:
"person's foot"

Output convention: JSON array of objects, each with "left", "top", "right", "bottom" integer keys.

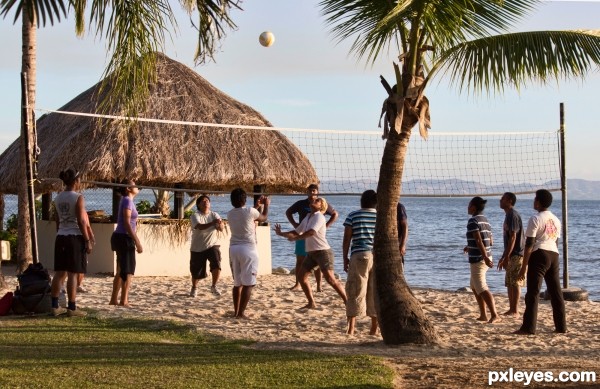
[
  {"left": 109, "top": 300, "right": 118, "bottom": 305},
  {"left": 300, "top": 303, "right": 316, "bottom": 310},
  {"left": 235, "top": 314, "right": 251, "bottom": 320},
  {"left": 553, "top": 329, "right": 568, "bottom": 334},
  {"left": 67, "top": 309, "right": 87, "bottom": 317},
  {"left": 289, "top": 284, "right": 301, "bottom": 291},
  {"left": 488, "top": 315, "right": 500, "bottom": 324},
  {"left": 316, "top": 285, "right": 323, "bottom": 293},
  {"left": 50, "top": 307, "right": 67, "bottom": 316},
  {"left": 513, "top": 329, "right": 534, "bottom": 335},
  {"left": 476, "top": 315, "right": 488, "bottom": 321},
  {"left": 77, "top": 286, "right": 87, "bottom": 293},
  {"left": 189, "top": 287, "right": 197, "bottom": 297},
  {"left": 211, "top": 285, "right": 221, "bottom": 296},
  {"left": 502, "top": 310, "right": 518, "bottom": 316}
]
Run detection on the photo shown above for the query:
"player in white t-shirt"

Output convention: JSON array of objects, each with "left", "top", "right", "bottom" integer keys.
[
  {"left": 227, "top": 188, "right": 269, "bottom": 319},
  {"left": 514, "top": 189, "right": 566, "bottom": 335},
  {"left": 275, "top": 197, "right": 347, "bottom": 309},
  {"left": 189, "top": 195, "right": 224, "bottom": 297}
]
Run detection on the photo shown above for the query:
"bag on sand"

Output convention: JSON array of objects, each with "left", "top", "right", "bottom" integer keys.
[
  {"left": 12, "top": 263, "right": 52, "bottom": 314},
  {"left": 0, "top": 292, "right": 13, "bottom": 315}
]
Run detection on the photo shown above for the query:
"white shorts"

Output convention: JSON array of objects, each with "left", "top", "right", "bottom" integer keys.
[{"left": 229, "top": 244, "right": 259, "bottom": 287}]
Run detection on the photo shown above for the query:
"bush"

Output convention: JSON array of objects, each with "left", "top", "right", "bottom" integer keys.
[{"left": 136, "top": 200, "right": 153, "bottom": 214}]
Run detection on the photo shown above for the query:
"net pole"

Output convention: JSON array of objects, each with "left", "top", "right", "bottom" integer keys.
[
  {"left": 21, "top": 72, "right": 39, "bottom": 264},
  {"left": 559, "top": 102, "right": 569, "bottom": 289}
]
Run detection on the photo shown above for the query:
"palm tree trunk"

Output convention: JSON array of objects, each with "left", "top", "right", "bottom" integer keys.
[
  {"left": 16, "top": 11, "right": 36, "bottom": 272},
  {"left": 374, "top": 103, "right": 438, "bottom": 345}
]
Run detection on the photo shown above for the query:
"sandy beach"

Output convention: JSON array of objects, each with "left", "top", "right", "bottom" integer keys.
[{"left": 2, "top": 272, "right": 599, "bottom": 387}]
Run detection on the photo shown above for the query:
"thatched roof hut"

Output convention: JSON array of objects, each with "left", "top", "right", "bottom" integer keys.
[{"left": 0, "top": 53, "right": 318, "bottom": 194}]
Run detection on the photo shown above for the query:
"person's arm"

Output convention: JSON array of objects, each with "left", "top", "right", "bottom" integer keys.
[
  {"left": 325, "top": 209, "right": 339, "bottom": 228},
  {"left": 75, "top": 196, "right": 92, "bottom": 254},
  {"left": 274, "top": 223, "right": 300, "bottom": 240},
  {"left": 256, "top": 196, "right": 270, "bottom": 223},
  {"left": 517, "top": 237, "right": 535, "bottom": 281},
  {"left": 498, "top": 231, "right": 517, "bottom": 270},
  {"left": 342, "top": 225, "right": 352, "bottom": 272},
  {"left": 194, "top": 216, "right": 222, "bottom": 231},
  {"left": 399, "top": 218, "right": 408, "bottom": 255},
  {"left": 473, "top": 230, "right": 492, "bottom": 267},
  {"left": 123, "top": 200, "right": 143, "bottom": 253},
  {"left": 285, "top": 204, "right": 299, "bottom": 228}
]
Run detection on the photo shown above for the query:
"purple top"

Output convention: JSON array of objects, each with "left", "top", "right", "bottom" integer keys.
[{"left": 114, "top": 196, "right": 138, "bottom": 234}]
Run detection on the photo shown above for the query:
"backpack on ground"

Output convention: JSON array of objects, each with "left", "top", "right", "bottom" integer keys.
[{"left": 12, "top": 263, "right": 52, "bottom": 314}]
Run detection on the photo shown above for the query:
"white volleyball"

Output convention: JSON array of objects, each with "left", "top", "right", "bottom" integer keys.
[{"left": 259, "top": 31, "right": 275, "bottom": 47}]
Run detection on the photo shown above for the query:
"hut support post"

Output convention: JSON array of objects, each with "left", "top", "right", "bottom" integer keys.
[
  {"left": 41, "top": 193, "right": 51, "bottom": 220},
  {"left": 112, "top": 187, "right": 120, "bottom": 223},
  {"left": 253, "top": 185, "right": 265, "bottom": 208},
  {"left": 174, "top": 183, "right": 184, "bottom": 219}
]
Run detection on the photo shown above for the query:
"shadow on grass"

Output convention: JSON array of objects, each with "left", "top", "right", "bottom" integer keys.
[{"left": 0, "top": 314, "right": 393, "bottom": 388}]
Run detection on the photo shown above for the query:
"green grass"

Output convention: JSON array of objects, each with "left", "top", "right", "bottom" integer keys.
[{"left": 0, "top": 314, "right": 393, "bottom": 388}]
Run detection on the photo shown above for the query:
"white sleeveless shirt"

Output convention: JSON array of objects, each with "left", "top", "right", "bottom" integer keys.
[{"left": 54, "top": 191, "right": 82, "bottom": 236}]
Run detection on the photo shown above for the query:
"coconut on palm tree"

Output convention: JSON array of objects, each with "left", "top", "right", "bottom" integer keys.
[{"left": 319, "top": 0, "right": 600, "bottom": 344}]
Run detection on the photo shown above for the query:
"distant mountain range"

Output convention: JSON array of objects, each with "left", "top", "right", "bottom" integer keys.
[{"left": 320, "top": 178, "right": 600, "bottom": 200}]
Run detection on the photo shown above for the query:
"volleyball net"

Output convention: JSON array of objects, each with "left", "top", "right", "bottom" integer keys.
[
  {"left": 281, "top": 128, "right": 562, "bottom": 196},
  {"left": 35, "top": 109, "right": 563, "bottom": 197}
]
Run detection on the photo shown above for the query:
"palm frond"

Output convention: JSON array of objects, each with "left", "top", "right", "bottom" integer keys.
[
  {"left": 436, "top": 30, "right": 600, "bottom": 95},
  {"left": 183, "top": 0, "right": 241, "bottom": 65},
  {"left": 0, "top": 0, "right": 68, "bottom": 26},
  {"left": 86, "top": 0, "right": 176, "bottom": 116}
]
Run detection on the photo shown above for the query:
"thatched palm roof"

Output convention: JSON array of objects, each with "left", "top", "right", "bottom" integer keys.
[{"left": 0, "top": 53, "right": 318, "bottom": 194}]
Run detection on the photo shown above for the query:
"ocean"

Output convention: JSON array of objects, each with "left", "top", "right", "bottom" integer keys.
[
  {"left": 3, "top": 193, "right": 598, "bottom": 301},
  {"left": 188, "top": 194, "right": 599, "bottom": 301}
]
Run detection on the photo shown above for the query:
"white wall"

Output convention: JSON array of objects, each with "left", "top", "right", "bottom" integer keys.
[{"left": 37, "top": 221, "right": 272, "bottom": 277}]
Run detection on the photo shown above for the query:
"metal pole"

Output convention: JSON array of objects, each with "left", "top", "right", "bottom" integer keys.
[
  {"left": 559, "top": 102, "right": 568, "bottom": 289},
  {"left": 21, "top": 72, "right": 39, "bottom": 264}
]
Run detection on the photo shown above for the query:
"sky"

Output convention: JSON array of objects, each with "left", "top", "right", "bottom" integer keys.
[{"left": 1, "top": 0, "right": 599, "bottom": 181}]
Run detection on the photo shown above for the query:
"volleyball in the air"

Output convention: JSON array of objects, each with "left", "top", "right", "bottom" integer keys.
[{"left": 259, "top": 31, "right": 275, "bottom": 47}]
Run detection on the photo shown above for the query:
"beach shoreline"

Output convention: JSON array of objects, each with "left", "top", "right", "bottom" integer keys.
[{"left": 2, "top": 272, "right": 598, "bottom": 387}]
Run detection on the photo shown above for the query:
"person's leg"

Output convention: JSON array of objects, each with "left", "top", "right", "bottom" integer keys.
[
  {"left": 211, "top": 269, "right": 221, "bottom": 288},
  {"left": 110, "top": 273, "right": 122, "bottom": 305},
  {"left": 516, "top": 251, "right": 547, "bottom": 334},
  {"left": 119, "top": 274, "right": 132, "bottom": 306},
  {"left": 323, "top": 269, "right": 347, "bottom": 303},
  {"left": 369, "top": 316, "right": 379, "bottom": 336},
  {"left": 314, "top": 268, "right": 323, "bottom": 292},
  {"left": 345, "top": 252, "right": 368, "bottom": 335},
  {"left": 290, "top": 254, "right": 305, "bottom": 290},
  {"left": 66, "top": 272, "right": 78, "bottom": 310},
  {"left": 232, "top": 285, "right": 242, "bottom": 316},
  {"left": 470, "top": 263, "right": 487, "bottom": 321},
  {"left": 190, "top": 252, "right": 201, "bottom": 296},
  {"left": 51, "top": 271, "right": 67, "bottom": 300},
  {"left": 544, "top": 251, "right": 567, "bottom": 333},
  {"left": 236, "top": 285, "right": 254, "bottom": 319},
  {"left": 480, "top": 290, "right": 499, "bottom": 323},
  {"left": 298, "top": 266, "right": 315, "bottom": 309},
  {"left": 505, "top": 285, "right": 520, "bottom": 316},
  {"left": 346, "top": 316, "right": 357, "bottom": 335},
  {"left": 473, "top": 289, "right": 487, "bottom": 321}
]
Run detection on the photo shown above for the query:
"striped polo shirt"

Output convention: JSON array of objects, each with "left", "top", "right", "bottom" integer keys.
[{"left": 343, "top": 208, "right": 377, "bottom": 255}]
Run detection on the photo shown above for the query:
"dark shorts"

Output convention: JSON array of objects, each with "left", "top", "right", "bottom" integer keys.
[
  {"left": 54, "top": 235, "right": 87, "bottom": 273},
  {"left": 111, "top": 232, "right": 136, "bottom": 281},
  {"left": 302, "top": 249, "right": 335, "bottom": 272},
  {"left": 190, "top": 246, "right": 221, "bottom": 280}
]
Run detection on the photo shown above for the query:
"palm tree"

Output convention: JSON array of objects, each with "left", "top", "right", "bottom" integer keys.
[
  {"left": 319, "top": 0, "right": 600, "bottom": 344},
  {"left": 1, "top": 0, "right": 241, "bottom": 272},
  {"left": 1, "top": 0, "right": 69, "bottom": 273}
]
